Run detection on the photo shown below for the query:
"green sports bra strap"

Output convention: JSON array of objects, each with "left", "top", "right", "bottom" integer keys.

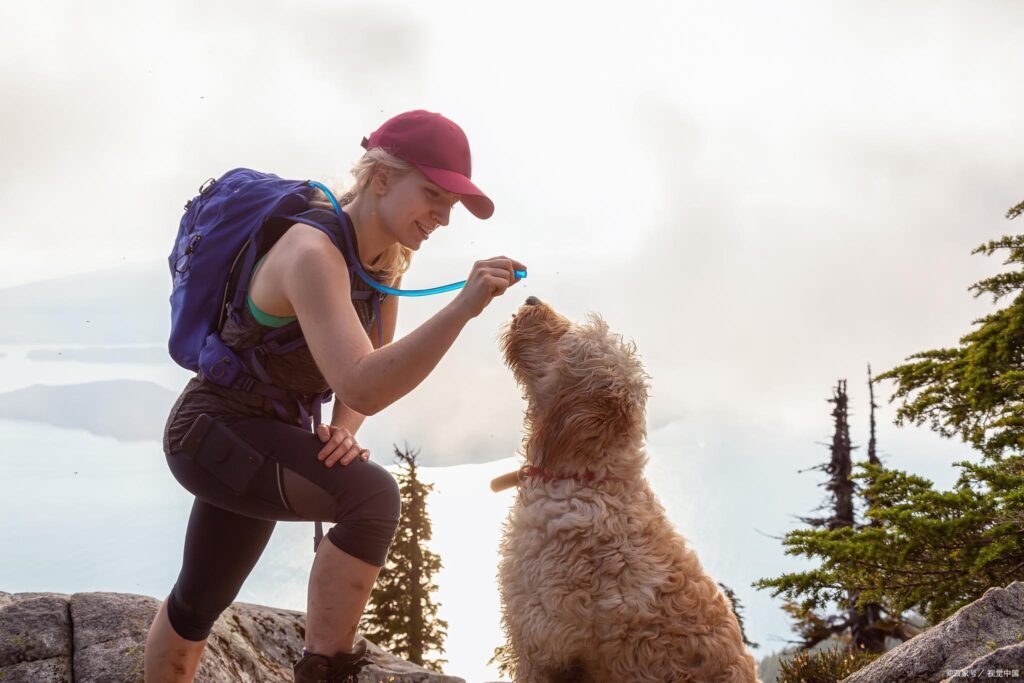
[{"left": 247, "top": 255, "right": 297, "bottom": 327}]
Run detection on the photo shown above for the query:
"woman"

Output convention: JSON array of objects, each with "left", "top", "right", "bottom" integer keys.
[{"left": 146, "top": 110, "right": 526, "bottom": 682}]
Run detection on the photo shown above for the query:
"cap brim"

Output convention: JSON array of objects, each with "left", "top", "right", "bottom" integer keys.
[{"left": 413, "top": 163, "right": 495, "bottom": 220}]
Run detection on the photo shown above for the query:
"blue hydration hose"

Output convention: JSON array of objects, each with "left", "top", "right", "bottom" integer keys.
[{"left": 309, "top": 181, "right": 526, "bottom": 297}]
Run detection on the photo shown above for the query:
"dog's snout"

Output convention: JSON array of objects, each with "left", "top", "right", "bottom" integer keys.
[{"left": 525, "top": 296, "right": 541, "bottom": 306}]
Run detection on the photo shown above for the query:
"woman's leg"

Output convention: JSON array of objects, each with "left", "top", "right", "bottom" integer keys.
[
  {"left": 145, "top": 496, "right": 277, "bottom": 682},
  {"left": 278, "top": 464, "right": 395, "bottom": 655},
  {"left": 144, "top": 597, "right": 207, "bottom": 683},
  {"left": 274, "top": 445, "right": 401, "bottom": 658},
  {"left": 305, "top": 533, "right": 382, "bottom": 654},
  {"left": 159, "top": 414, "right": 400, "bottom": 671}
]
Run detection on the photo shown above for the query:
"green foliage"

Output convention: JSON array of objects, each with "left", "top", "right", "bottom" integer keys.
[
  {"left": 802, "top": 458, "right": 1019, "bottom": 626},
  {"left": 756, "top": 458, "right": 1024, "bottom": 625},
  {"left": 775, "top": 598, "right": 862, "bottom": 652},
  {"left": 488, "top": 643, "right": 513, "bottom": 679},
  {"left": 757, "top": 203, "right": 1024, "bottom": 639},
  {"left": 719, "top": 582, "right": 759, "bottom": 649},
  {"left": 777, "top": 646, "right": 881, "bottom": 683},
  {"left": 362, "top": 444, "right": 449, "bottom": 672},
  {"left": 875, "top": 231, "right": 1024, "bottom": 462},
  {"left": 756, "top": 380, "right": 906, "bottom": 651}
]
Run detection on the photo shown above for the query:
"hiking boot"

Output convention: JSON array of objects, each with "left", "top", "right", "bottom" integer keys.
[{"left": 293, "top": 638, "right": 372, "bottom": 683}]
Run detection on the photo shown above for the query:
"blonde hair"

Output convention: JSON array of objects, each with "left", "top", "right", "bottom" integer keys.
[{"left": 308, "top": 147, "right": 416, "bottom": 286}]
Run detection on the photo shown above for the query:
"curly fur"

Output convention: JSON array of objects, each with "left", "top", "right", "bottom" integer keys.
[{"left": 497, "top": 299, "right": 760, "bottom": 683}]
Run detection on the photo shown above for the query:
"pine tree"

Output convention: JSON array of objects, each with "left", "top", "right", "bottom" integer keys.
[
  {"left": 797, "top": 380, "right": 855, "bottom": 533},
  {"left": 878, "top": 227, "right": 1024, "bottom": 462},
  {"left": 753, "top": 200, "right": 1024, "bottom": 631},
  {"left": 361, "top": 444, "right": 449, "bottom": 672},
  {"left": 847, "top": 365, "right": 885, "bottom": 651},
  {"left": 718, "top": 582, "right": 759, "bottom": 649},
  {"left": 755, "top": 379, "right": 913, "bottom": 651},
  {"left": 866, "top": 364, "right": 881, "bottom": 471}
]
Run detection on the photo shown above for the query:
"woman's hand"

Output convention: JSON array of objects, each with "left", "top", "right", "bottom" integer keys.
[
  {"left": 453, "top": 256, "right": 528, "bottom": 319},
  {"left": 315, "top": 423, "right": 370, "bottom": 467}
]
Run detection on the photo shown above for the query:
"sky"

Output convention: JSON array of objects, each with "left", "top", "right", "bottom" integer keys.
[{"left": 3, "top": 0, "right": 1024, "bottom": 678}]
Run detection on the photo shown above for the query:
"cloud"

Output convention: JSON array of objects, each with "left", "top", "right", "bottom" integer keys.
[
  {"left": 0, "top": 1, "right": 430, "bottom": 287},
  {"left": 599, "top": 86, "right": 1023, "bottom": 433}
]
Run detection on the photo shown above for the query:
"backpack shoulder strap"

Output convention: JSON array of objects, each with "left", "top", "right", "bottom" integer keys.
[
  {"left": 283, "top": 207, "right": 386, "bottom": 348},
  {"left": 285, "top": 208, "right": 355, "bottom": 263}
]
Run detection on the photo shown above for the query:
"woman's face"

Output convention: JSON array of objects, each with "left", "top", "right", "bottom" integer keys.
[{"left": 376, "top": 168, "right": 460, "bottom": 251}]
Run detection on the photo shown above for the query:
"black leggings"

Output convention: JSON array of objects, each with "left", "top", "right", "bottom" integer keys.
[{"left": 163, "top": 415, "right": 401, "bottom": 642}]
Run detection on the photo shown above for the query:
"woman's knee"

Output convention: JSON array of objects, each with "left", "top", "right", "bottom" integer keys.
[
  {"left": 326, "top": 464, "right": 401, "bottom": 566},
  {"left": 340, "top": 461, "right": 401, "bottom": 523},
  {"left": 166, "top": 581, "right": 230, "bottom": 642},
  {"left": 370, "top": 465, "right": 402, "bottom": 522}
]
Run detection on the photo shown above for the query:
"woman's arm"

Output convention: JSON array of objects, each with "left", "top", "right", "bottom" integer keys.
[
  {"left": 351, "top": 256, "right": 526, "bottom": 415},
  {"left": 283, "top": 225, "right": 522, "bottom": 416},
  {"left": 330, "top": 278, "right": 401, "bottom": 432},
  {"left": 350, "top": 302, "right": 471, "bottom": 414},
  {"left": 330, "top": 401, "right": 366, "bottom": 434}
]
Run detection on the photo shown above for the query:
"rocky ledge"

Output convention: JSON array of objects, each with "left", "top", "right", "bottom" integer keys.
[
  {"left": 0, "top": 591, "right": 465, "bottom": 682},
  {"left": 842, "top": 582, "right": 1024, "bottom": 683}
]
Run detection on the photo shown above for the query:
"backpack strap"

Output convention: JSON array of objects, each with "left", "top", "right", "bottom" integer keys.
[
  {"left": 203, "top": 209, "right": 385, "bottom": 426},
  {"left": 276, "top": 209, "right": 385, "bottom": 554},
  {"left": 193, "top": 215, "right": 320, "bottom": 426},
  {"left": 281, "top": 210, "right": 387, "bottom": 349}
]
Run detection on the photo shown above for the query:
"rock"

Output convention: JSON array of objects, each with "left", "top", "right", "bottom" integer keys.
[
  {"left": 0, "top": 591, "right": 465, "bottom": 682},
  {"left": 842, "top": 582, "right": 1024, "bottom": 683},
  {"left": 0, "top": 592, "right": 72, "bottom": 682}
]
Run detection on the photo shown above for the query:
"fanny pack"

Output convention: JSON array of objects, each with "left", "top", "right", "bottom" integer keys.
[{"left": 180, "top": 414, "right": 267, "bottom": 495}]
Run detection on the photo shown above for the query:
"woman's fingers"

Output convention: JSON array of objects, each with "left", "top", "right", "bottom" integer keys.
[
  {"left": 483, "top": 269, "right": 515, "bottom": 294},
  {"left": 316, "top": 423, "right": 331, "bottom": 442},
  {"left": 325, "top": 441, "right": 367, "bottom": 467},
  {"left": 474, "top": 266, "right": 515, "bottom": 288},
  {"left": 338, "top": 447, "right": 370, "bottom": 467},
  {"left": 492, "top": 256, "right": 528, "bottom": 279},
  {"left": 317, "top": 426, "right": 350, "bottom": 459},
  {"left": 483, "top": 257, "right": 526, "bottom": 284},
  {"left": 315, "top": 425, "right": 369, "bottom": 466},
  {"left": 456, "top": 257, "right": 527, "bottom": 319},
  {"left": 323, "top": 441, "right": 370, "bottom": 467}
]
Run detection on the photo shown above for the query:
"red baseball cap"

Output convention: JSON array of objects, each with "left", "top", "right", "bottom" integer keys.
[{"left": 361, "top": 110, "right": 495, "bottom": 220}]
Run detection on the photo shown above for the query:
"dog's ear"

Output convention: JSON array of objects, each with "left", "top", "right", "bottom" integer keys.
[
  {"left": 529, "top": 380, "right": 638, "bottom": 469},
  {"left": 524, "top": 312, "right": 649, "bottom": 471}
]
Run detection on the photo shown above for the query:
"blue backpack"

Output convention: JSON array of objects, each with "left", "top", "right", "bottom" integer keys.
[{"left": 168, "top": 168, "right": 385, "bottom": 431}]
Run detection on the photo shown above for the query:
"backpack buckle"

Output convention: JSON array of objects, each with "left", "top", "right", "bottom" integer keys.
[
  {"left": 198, "top": 333, "right": 245, "bottom": 389},
  {"left": 184, "top": 178, "right": 217, "bottom": 211}
]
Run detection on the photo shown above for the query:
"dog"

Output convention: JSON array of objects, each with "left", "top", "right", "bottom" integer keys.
[{"left": 495, "top": 296, "right": 759, "bottom": 683}]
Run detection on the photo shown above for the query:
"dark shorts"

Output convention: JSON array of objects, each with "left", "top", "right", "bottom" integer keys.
[{"left": 163, "top": 414, "right": 401, "bottom": 641}]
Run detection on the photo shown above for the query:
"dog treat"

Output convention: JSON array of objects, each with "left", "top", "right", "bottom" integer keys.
[{"left": 490, "top": 470, "right": 521, "bottom": 492}]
